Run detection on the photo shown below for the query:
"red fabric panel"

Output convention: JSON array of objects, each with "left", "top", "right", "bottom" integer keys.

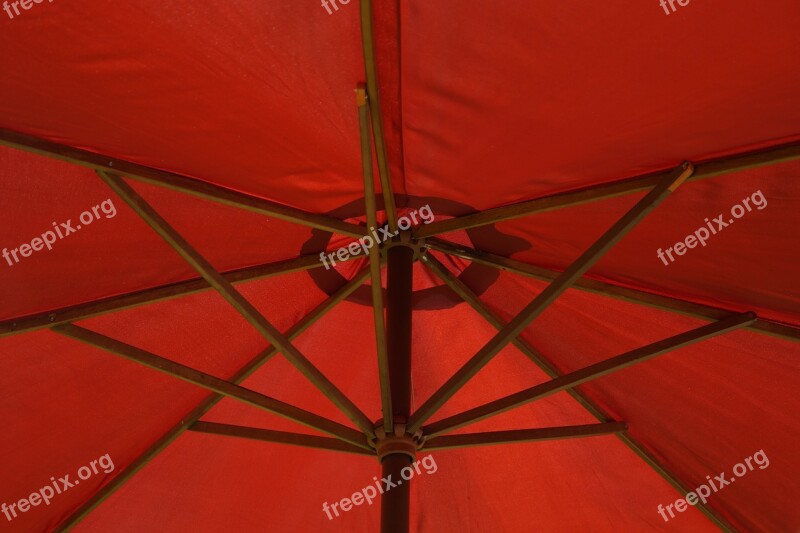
[
  {"left": 0, "top": 148, "right": 321, "bottom": 321},
  {"left": 0, "top": 330, "right": 211, "bottom": 532},
  {"left": 69, "top": 284, "right": 717, "bottom": 531},
  {"left": 372, "top": 0, "right": 407, "bottom": 198},
  {"left": 74, "top": 433, "right": 717, "bottom": 532},
  {"left": 0, "top": 1, "right": 371, "bottom": 212},
  {"left": 0, "top": 0, "right": 796, "bottom": 530},
  {"left": 208, "top": 298, "right": 384, "bottom": 431},
  {"left": 478, "top": 270, "right": 800, "bottom": 531},
  {"left": 478, "top": 164, "right": 800, "bottom": 326},
  {"left": 401, "top": 0, "right": 800, "bottom": 210},
  {"left": 0, "top": 272, "right": 330, "bottom": 531}
]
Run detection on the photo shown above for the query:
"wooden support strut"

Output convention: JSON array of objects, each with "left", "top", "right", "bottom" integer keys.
[
  {"left": 358, "top": 84, "right": 393, "bottom": 433},
  {"left": 423, "top": 312, "right": 756, "bottom": 438},
  {"left": 96, "top": 170, "right": 375, "bottom": 438},
  {"left": 0, "top": 128, "right": 366, "bottom": 237},
  {"left": 408, "top": 162, "right": 694, "bottom": 433},
  {"left": 52, "top": 323, "right": 370, "bottom": 450},
  {"left": 423, "top": 423, "right": 628, "bottom": 450},
  {"left": 53, "top": 269, "right": 372, "bottom": 531},
  {"left": 419, "top": 255, "right": 737, "bottom": 530},
  {"left": 0, "top": 252, "right": 366, "bottom": 339},
  {"left": 359, "top": 0, "right": 398, "bottom": 232},
  {"left": 188, "top": 421, "right": 373, "bottom": 456},
  {"left": 424, "top": 238, "right": 800, "bottom": 343},
  {"left": 415, "top": 141, "right": 800, "bottom": 239}
]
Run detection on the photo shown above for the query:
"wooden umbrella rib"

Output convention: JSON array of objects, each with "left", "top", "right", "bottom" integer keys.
[
  {"left": 358, "top": 86, "right": 393, "bottom": 433},
  {"left": 0, "top": 252, "right": 350, "bottom": 338},
  {"left": 51, "top": 323, "right": 370, "bottom": 449},
  {"left": 189, "top": 421, "right": 374, "bottom": 456},
  {"left": 421, "top": 253, "right": 610, "bottom": 419},
  {"left": 359, "top": 0, "right": 398, "bottom": 232},
  {"left": 424, "top": 312, "right": 756, "bottom": 438},
  {"left": 0, "top": 128, "right": 365, "bottom": 237},
  {"left": 96, "top": 170, "right": 375, "bottom": 438},
  {"left": 52, "top": 269, "right": 370, "bottom": 532},
  {"left": 415, "top": 141, "right": 800, "bottom": 238},
  {"left": 425, "top": 237, "right": 800, "bottom": 343},
  {"left": 423, "top": 423, "right": 628, "bottom": 450},
  {"left": 408, "top": 163, "right": 694, "bottom": 433},
  {"left": 420, "top": 255, "right": 736, "bottom": 530},
  {"left": 421, "top": 421, "right": 742, "bottom": 531}
]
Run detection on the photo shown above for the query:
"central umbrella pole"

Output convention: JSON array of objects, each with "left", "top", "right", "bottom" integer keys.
[{"left": 380, "top": 244, "right": 414, "bottom": 533}]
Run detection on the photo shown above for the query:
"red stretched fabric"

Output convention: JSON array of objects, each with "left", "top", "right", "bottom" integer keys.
[
  {"left": 0, "top": 1, "right": 369, "bottom": 213},
  {"left": 0, "top": 148, "right": 322, "bottom": 321},
  {"left": 473, "top": 163, "right": 800, "bottom": 326},
  {"left": 70, "top": 296, "right": 719, "bottom": 532},
  {"left": 493, "top": 273, "right": 800, "bottom": 532},
  {"left": 400, "top": 0, "right": 800, "bottom": 210},
  {"left": 0, "top": 0, "right": 797, "bottom": 531}
]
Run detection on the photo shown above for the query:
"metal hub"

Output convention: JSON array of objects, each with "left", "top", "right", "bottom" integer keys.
[
  {"left": 373, "top": 426, "right": 421, "bottom": 462},
  {"left": 379, "top": 230, "right": 426, "bottom": 259}
]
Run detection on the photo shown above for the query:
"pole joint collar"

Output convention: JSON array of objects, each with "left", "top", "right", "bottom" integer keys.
[{"left": 376, "top": 434, "right": 419, "bottom": 462}]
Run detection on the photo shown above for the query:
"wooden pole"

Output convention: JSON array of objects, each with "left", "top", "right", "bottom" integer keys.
[{"left": 381, "top": 245, "right": 414, "bottom": 533}]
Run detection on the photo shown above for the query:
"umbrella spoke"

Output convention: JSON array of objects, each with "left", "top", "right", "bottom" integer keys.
[
  {"left": 425, "top": 237, "right": 800, "bottom": 343},
  {"left": 0, "top": 128, "right": 366, "bottom": 237},
  {"left": 359, "top": 0, "right": 398, "bottom": 233},
  {"left": 0, "top": 252, "right": 358, "bottom": 339},
  {"left": 408, "top": 162, "right": 695, "bottom": 433},
  {"left": 423, "top": 423, "right": 627, "bottom": 450},
  {"left": 421, "top": 253, "right": 609, "bottom": 419},
  {"left": 52, "top": 270, "right": 370, "bottom": 531},
  {"left": 52, "top": 323, "right": 371, "bottom": 449},
  {"left": 421, "top": 254, "right": 736, "bottom": 529},
  {"left": 356, "top": 87, "right": 394, "bottom": 433},
  {"left": 415, "top": 141, "right": 800, "bottom": 238},
  {"left": 423, "top": 312, "right": 756, "bottom": 438},
  {"left": 188, "top": 421, "right": 374, "bottom": 456},
  {"left": 96, "top": 170, "right": 376, "bottom": 438},
  {"left": 358, "top": 86, "right": 393, "bottom": 433}
]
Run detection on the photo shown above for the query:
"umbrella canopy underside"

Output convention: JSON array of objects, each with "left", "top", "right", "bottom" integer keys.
[{"left": 1, "top": 1, "right": 799, "bottom": 531}]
